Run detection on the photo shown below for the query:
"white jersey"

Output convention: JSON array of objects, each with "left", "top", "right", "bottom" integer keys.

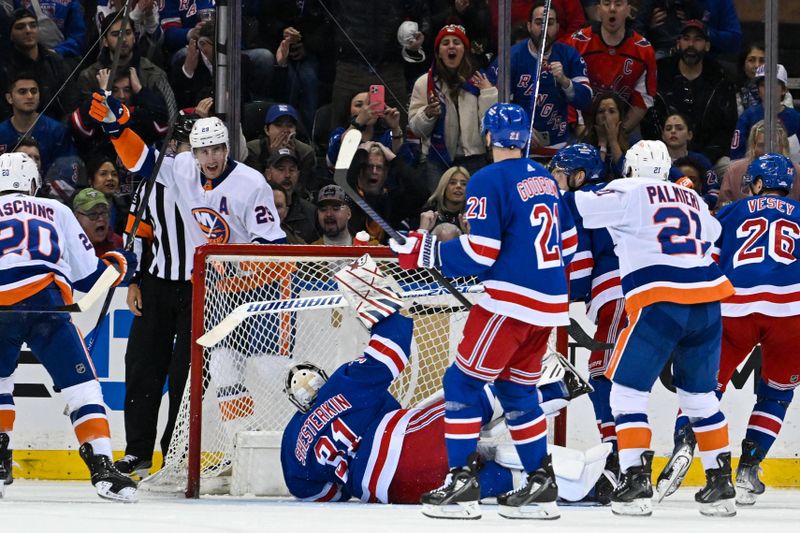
[
  {"left": 155, "top": 153, "right": 286, "bottom": 246},
  {"left": 0, "top": 194, "right": 99, "bottom": 305},
  {"left": 574, "top": 178, "right": 733, "bottom": 313}
]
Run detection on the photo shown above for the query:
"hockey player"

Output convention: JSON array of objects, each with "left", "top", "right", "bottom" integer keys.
[
  {"left": 660, "top": 154, "right": 800, "bottom": 506},
  {"left": 550, "top": 143, "right": 623, "bottom": 502},
  {"left": 390, "top": 102, "right": 577, "bottom": 520},
  {"left": 0, "top": 152, "right": 137, "bottom": 501},
  {"left": 281, "top": 255, "right": 608, "bottom": 508},
  {"left": 572, "top": 140, "right": 737, "bottom": 518}
]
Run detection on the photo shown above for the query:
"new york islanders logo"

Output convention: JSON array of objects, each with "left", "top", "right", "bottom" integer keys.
[{"left": 192, "top": 207, "right": 230, "bottom": 243}]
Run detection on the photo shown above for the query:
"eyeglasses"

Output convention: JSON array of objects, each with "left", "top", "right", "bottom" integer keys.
[{"left": 78, "top": 210, "right": 109, "bottom": 221}]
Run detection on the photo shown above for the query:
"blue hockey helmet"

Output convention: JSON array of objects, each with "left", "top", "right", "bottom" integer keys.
[
  {"left": 742, "top": 153, "right": 795, "bottom": 194},
  {"left": 482, "top": 103, "right": 530, "bottom": 149},
  {"left": 549, "top": 143, "right": 606, "bottom": 183}
]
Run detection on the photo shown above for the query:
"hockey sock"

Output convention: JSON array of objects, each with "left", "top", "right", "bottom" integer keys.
[
  {"left": 744, "top": 380, "right": 793, "bottom": 457},
  {"left": 673, "top": 409, "right": 691, "bottom": 444},
  {"left": 494, "top": 380, "right": 548, "bottom": 473},
  {"left": 442, "top": 366, "right": 485, "bottom": 469},
  {"left": 62, "top": 381, "right": 111, "bottom": 455},
  {"left": 478, "top": 460, "right": 515, "bottom": 498},
  {"left": 589, "top": 376, "right": 616, "bottom": 451},
  {"left": 538, "top": 381, "right": 568, "bottom": 415},
  {"left": 615, "top": 413, "right": 651, "bottom": 473},
  {"left": 692, "top": 411, "right": 730, "bottom": 470},
  {"left": 0, "top": 375, "right": 14, "bottom": 441}
]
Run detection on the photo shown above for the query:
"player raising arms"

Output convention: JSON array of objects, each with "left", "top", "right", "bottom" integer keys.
[
  {"left": 281, "top": 256, "right": 608, "bottom": 509},
  {"left": 0, "top": 153, "right": 137, "bottom": 501},
  {"left": 391, "top": 103, "right": 577, "bottom": 520},
  {"left": 660, "top": 154, "right": 800, "bottom": 506},
  {"left": 573, "top": 140, "right": 737, "bottom": 518}
]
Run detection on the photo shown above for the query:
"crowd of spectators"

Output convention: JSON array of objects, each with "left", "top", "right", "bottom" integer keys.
[{"left": 0, "top": 0, "right": 797, "bottom": 259}]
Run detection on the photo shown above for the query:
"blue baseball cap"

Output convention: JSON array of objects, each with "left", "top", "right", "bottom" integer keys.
[{"left": 265, "top": 104, "right": 299, "bottom": 125}]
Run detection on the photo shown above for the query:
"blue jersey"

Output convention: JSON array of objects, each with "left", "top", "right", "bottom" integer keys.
[
  {"left": 438, "top": 158, "right": 577, "bottom": 326},
  {"left": 563, "top": 185, "right": 622, "bottom": 322},
  {"left": 714, "top": 195, "right": 800, "bottom": 317},
  {"left": 490, "top": 41, "right": 592, "bottom": 151},
  {"left": 281, "top": 314, "right": 414, "bottom": 503},
  {"left": 730, "top": 104, "right": 800, "bottom": 160},
  {"left": 0, "top": 116, "right": 76, "bottom": 176}
]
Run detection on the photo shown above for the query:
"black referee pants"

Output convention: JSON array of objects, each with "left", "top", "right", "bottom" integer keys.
[{"left": 123, "top": 273, "right": 192, "bottom": 462}]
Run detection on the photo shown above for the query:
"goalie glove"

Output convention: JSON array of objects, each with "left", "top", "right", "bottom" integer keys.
[
  {"left": 89, "top": 92, "right": 130, "bottom": 137},
  {"left": 334, "top": 254, "right": 404, "bottom": 329},
  {"left": 101, "top": 249, "right": 138, "bottom": 287},
  {"left": 388, "top": 230, "right": 440, "bottom": 269}
]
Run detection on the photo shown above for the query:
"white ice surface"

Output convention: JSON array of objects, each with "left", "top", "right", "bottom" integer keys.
[{"left": 1, "top": 481, "right": 798, "bottom": 533}]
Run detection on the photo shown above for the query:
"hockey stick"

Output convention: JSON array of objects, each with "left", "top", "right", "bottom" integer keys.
[
  {"left": 196, "top": 284, "right": 484, "bottom": 347},
  {"left": 0, "top": 265, "right": 120, "bottom": 313},
  {"left": 567, "top": 318, "right": 614, "bottom": 352},
  {"left": 333, "top": 129, "right": 473, "bottom": 310},
  {"left": 524, "top": 0, "right": 553, "bottom": 159}
]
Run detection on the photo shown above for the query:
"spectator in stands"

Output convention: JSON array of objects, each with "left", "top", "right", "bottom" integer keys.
[
  {"left": 656, "top": 20, "right": 737, "bottom": 166},
  {"left": 633, "top": 0, "right": 741, "bottom": 61},
  {"left": 78, "top": 14, "right": 176, "bottom": 121},
  {"left": 94, "top": 0, "right": 161, "bottom": 47},
  {"left": 268, "top": 181, "right": 306, "bottom": 244},
  {"left": 487, "top": 0, "right": 586, "bottom": 47},
  {"left": 245, "top": 104, "right": 317, "bottom": 196},
  {"left": 85, "top": 156, "right": 129, "bottom": 236},
  {"left": 578, "top": 91, "right": 628, "bottom": 180},
  {"left": 14, "top": 0, "right": 86, "bottom": 60},
  {"left": 11, "top": 135, "right": 41, "bottom": 174},
  {"left": 409, "top": 24, "right": 497, "bottom": 191},
  {"left": 265, "top": 148, "right": 319, "bottom": 243},
  {"left": 0, "top": 73, "right": 75, "bottom": 176},
  {"left": 3, "top": 8, "right": 78, "bottom": 121},
  {"left": 736, "top": 42, "right": 765, "bottom": 116},
  {"left": 730, "top": 64, "right": 800, "bottom": 163},
  {"left": 327, "top": 90, "right": 404, "bottom": 172},
  {"left": 673, "top": 155, "right": 706, "bottom": 193},
  {"left": 71, "top": 187, "right": 123, "bottom": 256},
  {"left": 348, "top": 141, "right": 429, "bottom": 243},
  {"left": 663, "top": 113, "right": 720, "bottom": 208},
  {"left": 402, "top": 165, "right": 470, "bottom": 233},
  {"left": 310, "top": 185, "right": 357, "bottom": 246},
  {"left": 720, "top": 120, "right": 800, "bottom": 205},
  {"left": 565, "top": 0, "right": 656, "bottom": 141},
  {"left": 491, "top": 2, "right": 592, "bottom": 158},
  {"left": 431, "top": 0, "right": 491, "bottom": 64}
]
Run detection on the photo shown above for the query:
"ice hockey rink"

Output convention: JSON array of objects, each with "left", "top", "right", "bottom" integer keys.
[{"left": 1, "top": 481, "right": 798, "bottom": 533}]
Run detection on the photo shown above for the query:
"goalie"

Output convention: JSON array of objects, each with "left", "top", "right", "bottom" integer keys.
[{"left": 280, "top": 256, "right": 608, "bottom": 507}]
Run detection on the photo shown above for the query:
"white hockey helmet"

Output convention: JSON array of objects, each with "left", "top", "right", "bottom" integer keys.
[
  {"left": 189, "top": 117, "right": 229, "bottom": 152},
  {"left": 623, "top": 140, "right": 671, "bottom": 181},
  {"left": 0, "top": 152, "right": 41, "bottom": 194},
  {"left": 284, "top": 362, "right": 329, "bottom": 413}
]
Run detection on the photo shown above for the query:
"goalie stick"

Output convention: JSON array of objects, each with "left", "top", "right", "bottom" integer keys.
[
  {"left": 0, "top": 265, "right": 121, "bottom": 313},
  {"left": 332, "top": 129, "right": 473, "bottom": 310},
  {"left": 195, "top": 284, "right": 484, "bottom": 347}
]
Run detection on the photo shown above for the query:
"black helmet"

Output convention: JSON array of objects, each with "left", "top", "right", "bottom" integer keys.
[{"left": 174, "top": 112, "right": 200, "bottom": 144}]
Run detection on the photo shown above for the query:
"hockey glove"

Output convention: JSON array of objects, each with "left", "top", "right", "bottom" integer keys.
[
  {"left": 388, "top": 231, "right": 439, "bottom": 270},
  {"left": 334, "top": 254, "right": 404, "bottom": 329},
  {"left": 89, "top": 92, "right": 130, "bottom": 137},
  {"left": 101, "top": 249, "right": 138, "bottom": 286}
]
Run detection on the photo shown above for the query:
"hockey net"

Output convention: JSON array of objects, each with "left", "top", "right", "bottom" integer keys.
[{"left": 143, "top": 244, "right": 566, "bottom": 497}]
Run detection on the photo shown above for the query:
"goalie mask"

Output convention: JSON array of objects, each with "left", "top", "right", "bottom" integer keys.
[{"left": 285, "top": 362, "right": 329, "bottom": 413}]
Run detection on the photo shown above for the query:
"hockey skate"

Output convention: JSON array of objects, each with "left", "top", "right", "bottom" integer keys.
[
  {"left": 611, "top": 450, "right": 654, "bottom": 516},
  {"left": 560, "top": 356, "right": 594, "bottom": 401},
  {"left": 735, "top": 439, "right": 766, "bottom": 506},
  {"left": 695, "top": 452, "right": 736, "bottom": 517},
  {"left": 114, "top": 454, "right": 153, "bottom": 479},
  {"left": 656, "top": 424, "right": 696, "bottom": 502},
  {"left": 591, "top": 451, "right": 619, "bottom": 505},
  {"left": 334, "top": 254, "right": 403, "bottom": 329},
  {"left": 0, "top": 433, "right": 11, "bottom": 498},
  {"left": 421, "top": 453, "right": 482, "bottom": 520},
  {"left": 79, "top": 443, "right": 138, "bottom": 502},
  {"left": 497, "top": 455, "right": 560, "bottom": 520}
]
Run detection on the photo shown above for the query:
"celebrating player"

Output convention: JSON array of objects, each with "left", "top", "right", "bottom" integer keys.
[
  {"left": 281, "top": 255, "right": 608, "bottom": 509},
  {"left": 0, "top": 152, "right": 137, "bottom": 501},
  {"left": 550, "top": 143, "right": 623, "bottom": 502},
  {"left": 660, "top": 154, "right": 800, "bottom": 506},
  {"left": 572, "top": 140, "right": 737, "bottom": 517},
  {"left": 391, "top": 102, "right": 577, "bottom": 520}
]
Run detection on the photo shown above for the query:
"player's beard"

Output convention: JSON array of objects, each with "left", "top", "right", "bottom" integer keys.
[{"left": 679, "top": 47, "right": 705, "bottom": 67}]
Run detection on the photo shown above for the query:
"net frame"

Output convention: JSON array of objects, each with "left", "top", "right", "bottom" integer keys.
[{"left": 178, "top": 244, "right": 566, "bottom": 498}]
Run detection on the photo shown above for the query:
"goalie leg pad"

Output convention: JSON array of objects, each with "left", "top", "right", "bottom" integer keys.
[{"left": 334, "top": 254, "right": 403, "bottom": 329}]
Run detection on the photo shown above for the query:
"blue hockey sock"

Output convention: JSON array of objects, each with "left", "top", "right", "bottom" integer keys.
[
  {"left": 442, "top": 365, "right": 486, "bottom": 469},
  {"left": 744, "top": 380, "right": 793, "bottom": 457},
  {"left": 494, "top": 380, "right": 548, "bottom": 473},
  {"left": 589, "top": 376, "right": 616, "bottom": 451}
]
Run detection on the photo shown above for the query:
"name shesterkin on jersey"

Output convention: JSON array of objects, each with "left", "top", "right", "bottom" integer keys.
[
  {"left": 1, "top": 199, "right": 56, "bottom": 221},
  {"left": 646, "top": 183, "right": 701, "bottom": 210},
  {"left": 294, "top": 394, "right": 353, "bottom": 464}
]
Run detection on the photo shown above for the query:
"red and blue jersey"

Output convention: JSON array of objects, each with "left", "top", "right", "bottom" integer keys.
[
  {"left": 281, "top": 313, "right": 415, "bottom": 503},
  {"left": 714, "top": 195, "right": 800, "bottom": 317},
  {"left": 438, "top": 158, "right": 577, "bottom": 326},
  {"left": 563, "top": 185, "right": 622, "bottom": 322}
]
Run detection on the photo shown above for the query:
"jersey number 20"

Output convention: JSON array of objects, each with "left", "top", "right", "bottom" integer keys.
[{"left": 0, "top": 219, "right": 61, "bottom": 261}]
